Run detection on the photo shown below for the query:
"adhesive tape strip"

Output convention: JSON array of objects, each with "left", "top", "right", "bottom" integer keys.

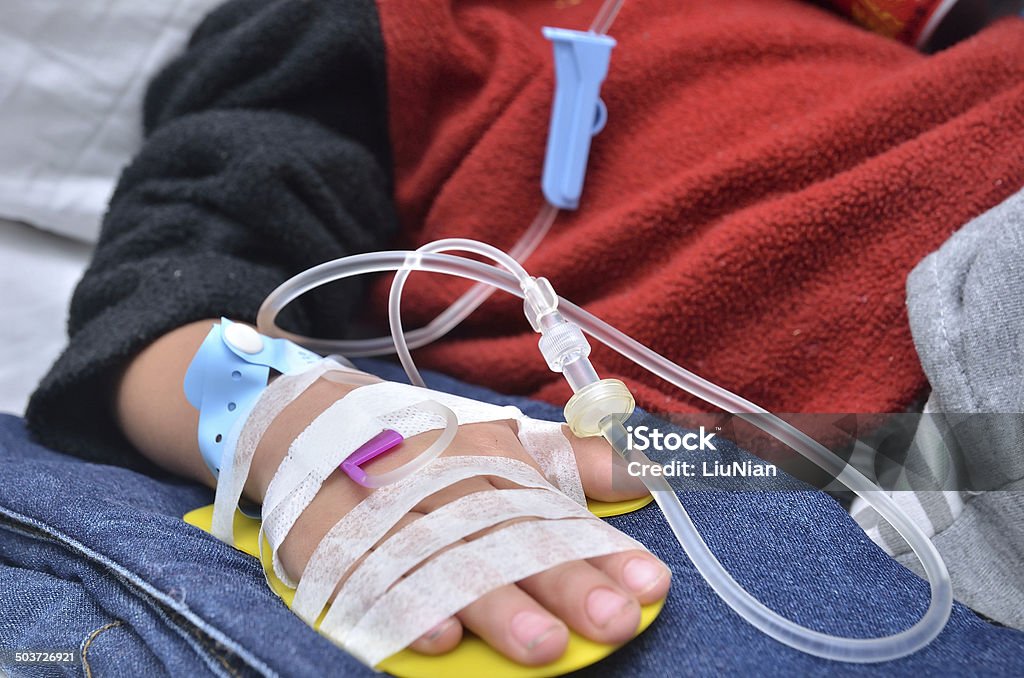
[
  {"left": 290, "top": 456, "right": 559, "bottom": 622},
  {"left": 182, "top": 495, "right": 663, "bottom": 678},
  {"left": 262, "top": 382, "right": 553, "bottom": 585},
  {"left": 339, "top": 517, "right": 646, "bottom": 667},
  {"left": 514, "top": 417, "right": 585, "bottom": 506},
  {"left": 322, "top": 487, "right": 594, "bottom": 641},
  {"left": 211, "top": 360, "right": 338, "bottom": 543},
  {"left": 261, "top": 396, "right": 381, "bottom": 584},
  {"left": 358, "top": 401, "right": 458, "bottom": 488},
  {"left": 346, "top": 382, "right": 525, "bottom": 431}
]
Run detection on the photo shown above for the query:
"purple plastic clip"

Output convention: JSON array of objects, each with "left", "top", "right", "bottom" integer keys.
[{"left": 341, "top": 429, "right": 405, "bottom": 487}]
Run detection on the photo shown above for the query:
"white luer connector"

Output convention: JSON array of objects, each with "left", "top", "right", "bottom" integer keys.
[
  {"left": 521, "top": 275, "right": 560, "bottom": 332},
  {"left": 538, "top": 319, "right": 592, "bottom": 375},
  {"left": 521, "top": 276, "right": 635, "bottom": 438}
]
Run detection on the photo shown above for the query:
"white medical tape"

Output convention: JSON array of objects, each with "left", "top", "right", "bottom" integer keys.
[
  {"left": 344, "top": 381, "right": 525, "bottom": 431},
  {"left": 377, "top": 397, "right": 587, "bottom": 502},
  {"left": 260, "top": 395, "right": 380, "bottom": 585},
  {"left": 262, "top": 396, "right": 374, "bottom": 522},
  {"left": 211, "top": 359, "right": 339, "bottom": 543},
  {"left": 261, "top": 409, "right": 451, "bottom": 583},
  {"left": 515, "top": 417, "right": 586, "bottom": 506},
  {"left": 320, "top": 487, "right": 594, "bottom": 640},
  {"left": 260, "top": 383, "right": 533, "bottom": 584},
  {"left": 321, "top": 365, "right": 382, "bottom": 386},
  {"left": 375, "top": 403, "right": 449, "bottom": 439},
  {"left": 262, "top": 382, "right": 522, "bottom": 526},
  {"left": 289, "top": 456, "right": 557, "bottom": 618},
  {"left": 357, "top": 386, "right": 585, "bottom": 503},
  {"left": 337, "top": 517, "right": 647, "bottom": 667}
]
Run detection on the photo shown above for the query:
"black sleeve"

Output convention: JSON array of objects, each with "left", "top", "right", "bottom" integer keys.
[{"left": 25, "top": 0, "right": 397, "bottom": 472}]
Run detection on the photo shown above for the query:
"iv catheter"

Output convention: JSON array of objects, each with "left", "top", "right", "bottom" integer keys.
[{"left": 256, "top": 244, "right": 953, "bottom": 663}]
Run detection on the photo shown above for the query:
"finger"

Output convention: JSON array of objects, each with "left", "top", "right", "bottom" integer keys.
[
  {"left": 517, "top": 560, "right": 641, "bottom": 644},
  {"left": 457, "top": 584, "right": 569, "bottom": 666},
  {"left": 588, "top": 550, "right": 672, "bottom": 604},
  {"left": 409, "top": 616, "right": 463, "bottom": 655},
  {"left": 563, "top": 426, "right": 649, "bottom": 501}
]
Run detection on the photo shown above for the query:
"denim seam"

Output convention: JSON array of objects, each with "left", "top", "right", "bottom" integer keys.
[
  {"left": 139, "top": 584, "right": 245, "bottom": 678},
  {"left": 0, "top": 505, "right": 278, "bottom": 678},
  {"left": 81, "top": 621, "right": 123, "bottom": 678},
  {"left": 185, "top": 625, "right": 243, "bottom": 678}
]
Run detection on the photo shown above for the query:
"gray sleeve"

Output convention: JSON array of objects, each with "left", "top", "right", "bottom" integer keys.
[{"left": 853, "top": 188, "right": 1024, "bottom": 629}]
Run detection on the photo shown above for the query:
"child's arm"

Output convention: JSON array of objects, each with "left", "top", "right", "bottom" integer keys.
[
  {"left": 114, "top": 319, "right": 358, "bottom": 498},
  {"left": 115, "top": 318, "right": 668, "bottom": 665}
]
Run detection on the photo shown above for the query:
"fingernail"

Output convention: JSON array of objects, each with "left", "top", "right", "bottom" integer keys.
[
  {"left": 510, "top": 611, "right": 560, "bottom": 650},
  {"left": 586, "top": 587, "right": 631, "bottom": 628},
  {"left": 622, "top": 558, "right": 668, "bottom": 595},
  {"left": 425, "top": 618, "right": 454, "bottom": 641}
]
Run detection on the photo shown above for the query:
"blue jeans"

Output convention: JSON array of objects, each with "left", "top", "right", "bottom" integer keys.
[{"left": 2, "top": 361, "right": 1023, "bottom": 677}]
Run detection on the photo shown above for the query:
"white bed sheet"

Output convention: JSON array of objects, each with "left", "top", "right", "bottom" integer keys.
[
  {"left": 0, "top": 218, "right": 91, "bottom": 415},
  {"left": 0, "top": 0, "right": 221, "bottom": 242},
  {"left": 0, "top": 1, "right": 222, "bottom": 414}
]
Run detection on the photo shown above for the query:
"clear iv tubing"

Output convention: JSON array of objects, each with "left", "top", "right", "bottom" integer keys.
[
  {"left": 299, "top": 202, "right": 559, "bottom": 357},
  {"left": 302, "top": 0, "right": 620, "bottom": 359},
  {"left": 387, "top": 238, "right": 533, "bottom": 388},
  {"left": 257, "top": 249, "right": 953, "bottom": 663},
  {"left": 589, "top": 0, "right": 626, "bottom": 34}
]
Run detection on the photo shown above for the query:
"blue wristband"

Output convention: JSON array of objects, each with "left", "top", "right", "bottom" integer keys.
[{"left": 184, "top": 318, "right": 322, "bottom": 478}]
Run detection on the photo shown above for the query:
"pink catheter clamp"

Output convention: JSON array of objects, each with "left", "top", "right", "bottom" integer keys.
[{"left": 339, "top": 400, "right": 459, "bottom": 489}]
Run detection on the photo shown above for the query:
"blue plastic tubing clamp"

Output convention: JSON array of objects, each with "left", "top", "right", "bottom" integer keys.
[{"left": 540, "top": 27, "right": 616, "bottom": 210}]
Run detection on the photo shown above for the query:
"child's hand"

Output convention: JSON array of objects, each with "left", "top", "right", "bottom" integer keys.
[
  {"left": 246, "top": 375, "right": 670, "bottom": 665},
  {"left": 117, "top": 321, "right": 670, "bottom": 665}
]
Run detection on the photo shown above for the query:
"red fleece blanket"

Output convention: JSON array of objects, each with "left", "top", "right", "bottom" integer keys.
[{"left": 373, "top": 0, "right": 1024, "bottom": 416}]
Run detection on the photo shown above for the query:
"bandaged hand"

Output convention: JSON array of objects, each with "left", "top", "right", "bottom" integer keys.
[
  {"left": 240, "top": 369, "right": 670, "bottom": 665},
  {"left": 116, "top": 320, "right": 670, "bottom": 667}
]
